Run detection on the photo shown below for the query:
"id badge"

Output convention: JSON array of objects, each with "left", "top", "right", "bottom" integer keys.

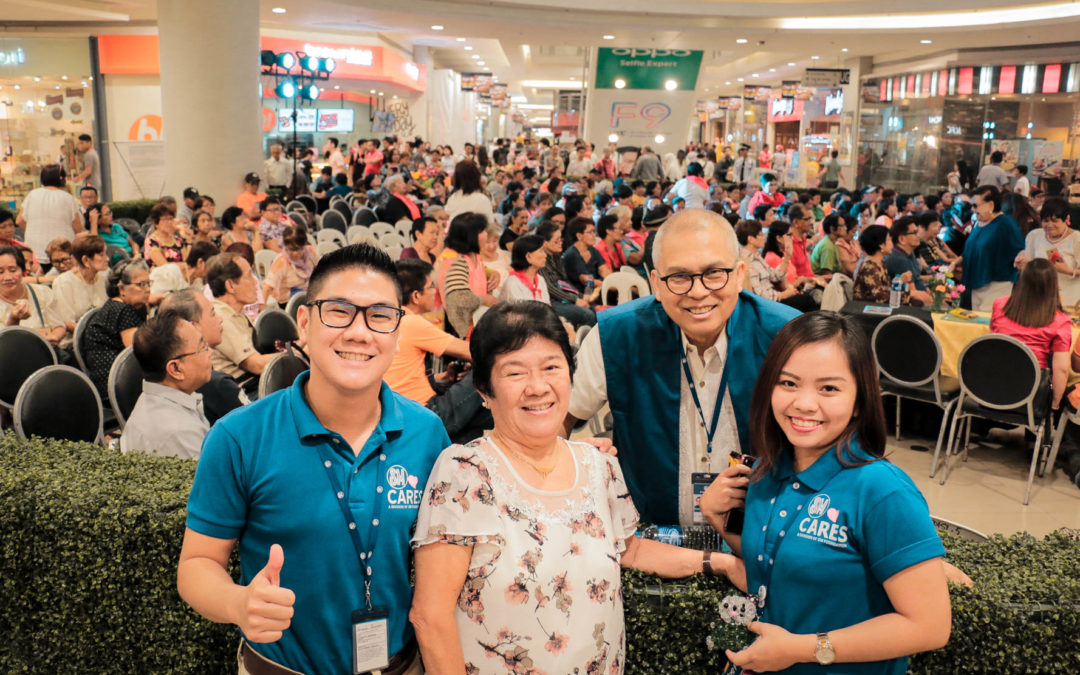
[
  {"left": 691, "top": 472, "right": 718, "bottom": 524},
  {"left": 352, "top": 606, "right": 390, "bottom": 674}
]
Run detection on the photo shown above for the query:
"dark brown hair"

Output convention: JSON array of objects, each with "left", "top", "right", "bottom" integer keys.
[
  {"left": 749, "top": 311, "right": 887, "bottom": 481},
  {"left": 1002, "top": 257, "right": 1060, "bottom": 328}
]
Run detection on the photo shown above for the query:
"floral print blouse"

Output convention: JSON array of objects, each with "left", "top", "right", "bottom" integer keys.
[
  {"left": 412, "top": 437, "right": 640, "bottom": 675},
  {"left": 853, "top": 257, "right": 910, "bottom": 305}
]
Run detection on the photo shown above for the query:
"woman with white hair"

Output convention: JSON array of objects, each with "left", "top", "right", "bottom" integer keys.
[{"left": 382, "top": 173, "right": 422, "bottom": 223}]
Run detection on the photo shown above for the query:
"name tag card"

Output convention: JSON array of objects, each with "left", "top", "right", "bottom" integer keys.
[{"left": 352, "top": 607, "right": 389, "bottom": 674}]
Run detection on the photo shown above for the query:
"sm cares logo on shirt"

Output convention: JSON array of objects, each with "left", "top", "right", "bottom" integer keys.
[
  {"left": 386, "top": 464, "right": 422, "bottom": 509},
  {"left": 797, "top": 493, "right": 849, "bottom": 549}
]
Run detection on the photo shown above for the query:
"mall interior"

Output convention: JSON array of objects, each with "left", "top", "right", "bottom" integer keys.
[{"left": 2, "top": 1, "right": 1080, "bottom": 673}]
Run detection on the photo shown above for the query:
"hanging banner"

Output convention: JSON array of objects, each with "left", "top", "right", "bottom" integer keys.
[
  {"left": 65, "top": 87, "right": 84, "bottom": 98},
  {"left": 460, "top": 73, "right": 477, "bottom": 91},
  {"left": 781, "top": 81, "right": 799, "bottom": 99},
  {"left": 491, "top": 82, "right": 509, "bottom": 108},
  {"left": 473, "top": 73, "right": 492, "bottom": 97},
  {"left": 594, "top": 48, "right": 703, "bottom": 90},
  {"left": 45, "top": 94, "right": 63, "bottom": 105},
  {"left": 743, "top": 85, "right": 772, "bottom": 101}
]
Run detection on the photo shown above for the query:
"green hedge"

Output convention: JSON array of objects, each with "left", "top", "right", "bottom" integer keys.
[
  {"left": 2, "top": 435, "right": 1079, "bottom": 674},
  {"left": 107, "top": 199, "right": 157, "bottom": 225}
]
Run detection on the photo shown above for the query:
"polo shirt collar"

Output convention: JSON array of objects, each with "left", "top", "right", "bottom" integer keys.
[
  {"left": 141, "top": 380, "right": 204, "bottom": 412},
  {"left": 773, "top": 439, "right": 872, "bottom": 491},
  {"left": 288, "top": 372, "right": 404, "bottom": 441}
]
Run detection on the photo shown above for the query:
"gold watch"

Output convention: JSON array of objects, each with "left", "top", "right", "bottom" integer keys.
[{"left": 815, "top": 632, "right": 835, "bottom": 665}]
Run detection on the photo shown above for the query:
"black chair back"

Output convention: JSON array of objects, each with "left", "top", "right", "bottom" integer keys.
[
  {"left": 253, "top": 309, "right": 299, "bottom": 354},
  {"left": 321, "top": 210, "right": 348, "bottom": 234},
  {"left": 285, "top": 292, "right": 307, "bottom": 322},
  {"left": 73, "top": 307, "right": 100, "bottom": 373},
  {"left": 353, "top": 208, "right": 378, "bottom": 227},
  {"left": 258, "top": 352, "right": 309, "bottom": 399},
  {"left": 0, "top": 327, "right": 57, "bottom": 408},
  {"left": 872, "top": 315, "right": 941, "bottom": 387},
  {"left": 108, "top": 346, "right": 145, "bottom": 428},
  {"left": 332, "top": 200, "right": 353, "bottom": 221},
  {"left": 297, "top": 195, "right": 317, "bottom": 214},
  {"left": 958, "top": 334, "right": 1040, "bottom": 410},
  {"left": 14, "top": 365, "right": 103, "bottom": 443},
  {"left": 840, "top": 301, "right": 933, "bottom": 342}
]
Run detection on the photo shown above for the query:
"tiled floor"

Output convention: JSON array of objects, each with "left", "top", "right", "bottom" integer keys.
[{"left": 887, "top": 427, "right": 1080, "bottom": 537}]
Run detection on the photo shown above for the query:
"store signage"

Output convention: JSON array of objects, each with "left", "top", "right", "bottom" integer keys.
[
  {"left": 929, "top": 116, "right": 943, "bottom": 124},
  {"left": 769, "top": 96, "right": 798, "bottom": 121},
  {"left": 743, "top": 85, "right": 772, "bottom": 101},
  {"left": 403, "top": 62, "right": 420, "bottom": 81},
  {"left": 0, "top": 48, "right": 26, "bottom": 66},
  {"left": 946, "top": 125, "right": 964, "bottom": 135},
  {"left": 824, "top": 90, "right": 844, "bottom": 116},
  {"left": 803, "top": 68, "right": 850, "bottom": 88},
  {"left": 610, "top": 101, "right": 671, "bottom": 129},
  {"left": 781, "top": 80, "right": 800, "bottom": 99},
  {"left": 302, "top": 43, "right": 372, "bottom": 66},
  {"left": 277, "top": 107, "right": 355, "bottom": 133},
  {"left": 594, "top": 47, "right": 703, "bottom": 90}
]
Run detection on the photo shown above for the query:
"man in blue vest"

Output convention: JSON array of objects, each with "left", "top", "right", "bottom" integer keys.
[{"left": 566, "top": 209, "right": 799, "bottom": 526}]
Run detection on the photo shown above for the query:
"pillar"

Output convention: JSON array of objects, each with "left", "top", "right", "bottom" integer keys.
[
  {"left": 410, "top": 45, "right": 429, "bottom": 142},
  {"left": 157, "top": 0, "right": 262, "bottom": 204}
]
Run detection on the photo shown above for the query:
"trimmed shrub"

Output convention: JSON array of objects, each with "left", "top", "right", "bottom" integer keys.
[
  {"left": 107, "top": 199, "right": 157, "bottom": 225},
  {"left": 2, "top": 435, "right": 1079, "bottom": 673}
]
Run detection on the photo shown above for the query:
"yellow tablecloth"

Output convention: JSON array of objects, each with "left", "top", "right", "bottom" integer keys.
[{"left": 934, "top": 311, "right": 1080, "bottom": 378}]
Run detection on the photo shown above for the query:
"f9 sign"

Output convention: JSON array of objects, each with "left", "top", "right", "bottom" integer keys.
[{"left": 610, "top": 102, "right": 672, "bottom": 129}]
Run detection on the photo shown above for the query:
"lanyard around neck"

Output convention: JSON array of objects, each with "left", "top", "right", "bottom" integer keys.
[{"left": 679, "top": 340, "right": 731, "bottom": 459}]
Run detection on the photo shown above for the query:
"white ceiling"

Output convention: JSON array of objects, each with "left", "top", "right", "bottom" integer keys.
[{"left": 5, "top": 0, "right": 1080, "bottom": 105}]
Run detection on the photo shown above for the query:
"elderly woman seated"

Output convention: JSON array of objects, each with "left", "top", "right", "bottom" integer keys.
[
  {"left": 409, "top": 302, "right": 744, "bottom": 674},
  {"left": 84, "top": 259, "right": 150, "bottom": 397}
]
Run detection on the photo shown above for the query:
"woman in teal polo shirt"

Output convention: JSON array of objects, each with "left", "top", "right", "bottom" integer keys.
[{"left": 723, "top": 312, "right": 951, "bottom": 673}]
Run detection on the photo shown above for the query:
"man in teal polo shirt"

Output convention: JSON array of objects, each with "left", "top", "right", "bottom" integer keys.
[
  {"left": 178, "top": 244, "right": 449, "bottom": 675},
  {"left": 565, "top": 210, "right": 799, "bottom": 527}
]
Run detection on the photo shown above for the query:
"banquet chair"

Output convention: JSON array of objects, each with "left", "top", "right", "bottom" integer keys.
[
  {"left": 316, "top": 240, "right": 340, "bottom": 257},
  {"left": 254, "top": 249, "right": 278, "bottom": 279},
  {"left": 369, "top": 222, "right": 397, "bottom": 240},
  {"left": 383, "top": 244, "right": 403, "bottom": 260},
  {"left": 296, "top": 195, "right": 317, "bottom": 214},
  {"left": 253, "top": 309, "right": 299, "bottom": 355},
  {"left": 379, "top": 232, "right": 410, "bottom": 250},
  {"left": 0, "top": 326, "right": 57, "bottom": 410},
  {"left": 107, "top": 346, "right": 145, "bottom": 429},
  {"left": 285, "top": 292, "right": 307, "bottom": 322},
  {"left": 940, "top": 334, "right": 1059, "bottom": 505},
  {"left": 871, "top": 314, "right": 960, "bottom": 478},
  {"left": 14, "top": 366, "right": 103, "bottom": 443},
  {"left": 601, "top": 271, "right": 651, "bottom": 306},
  {"left": 347, "top": 225, "right": 377, "bottom": 246},
  {"left": 353, "top": 208, "right": 379, "bottom": 227},
  {"left": 258, "top": 352, "right": 310, "bottom": 399},
  {"left": 395, "top": 219, "right": 414, "bottom": 239},
  {"left": 320, "top": 209, "right": 348, "bottom": 234},
  {"left": 73, "top": 307, "right": 100, "bottom": 373},
  {"left": 332, "top": 200, "right": 353, "bottom": 222},
  {"left": 316, "top": 229, "right": 347, "bottom": 248}
]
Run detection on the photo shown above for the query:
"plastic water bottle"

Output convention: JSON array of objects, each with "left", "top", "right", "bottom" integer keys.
[
  {"left": 584, "top": 276, "right": 595, "bottom": 300},
  {"left": 889, "top": 275, "right": 903, "bottom": 309}
]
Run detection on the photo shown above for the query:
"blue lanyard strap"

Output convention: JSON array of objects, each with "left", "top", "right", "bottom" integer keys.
[
  {"left": 315, "top": 442, "right": 384, "bottom": 610},
  {"left": 679, "top": 342, "right": 731, "bottom": 458}
]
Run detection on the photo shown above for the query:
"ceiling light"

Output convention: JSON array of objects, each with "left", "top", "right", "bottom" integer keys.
[
  {"left": 603, "top": 35, "right": 615, "bottom": 40},
  {"left": 614, "top": 78, "right": 626, "bottom": 89},
  {"left": 608, "top": 133, "right": 619, "bottom": 143},
  {"left": 737, "top": 77, "right": 745, "bottom": 82},
  {"left": 378, "top": 91, "right": 384, "bottom": 96},
  {"left": 769, "top": 68, "right": 776, "bottom": 72},
  {"left": 751, "top": 73, "right": 759, "bottom": 78},
  {"left": 477, "top": 61, "right": 485, "bottom": 65},
  {"left": 54, "top": 85, "right": 60, "bottom": 90},
  {"left": 788, "top": 62, "right": 796, "bottom": 66},
  {"left": 33, "top": 77, "right": 40, "bottom": 82},
  {"left": 13, "top": 85, "right": 20, "bottom": 90},
  {"left": 61, "top": 76, "right": 68, "bottom": 80},
  {"left": 654, "top": 134, "right": 665, "bottom": 143},
  {"left": 464, "top": 45, "right": 473, "bottom": 51},
  {"left": 431, "top": 25, "right": 444, "bottom": 30},
  {"left": 841, "top": 48, "right": 849, "bottom": 52},
  {"left": 664, "top": 78, "right": 678, "bottom": 90},
  {"left": 271, "top": 7, "right": 286, "bottom": 13},
  {"left": 370, "top": 89, "right": 376, "bottom": 94},
  {"left": 725, "top": 81, "right": 732, "bottom": 85},
  {"left": 736, "top": 38, "right": 748, "bottom": 44},
  {"left": 456, "top": 37, "right": 466, "bottom": 42},
  {"left": 920, "top": 39, "right": 933, "bottom": 44},
  {"left": 333, "top": 85, "right": 340, "bottom": 90},
  {"left": 811, "top": 55, "right": 820, "bottom": 60},
  {"left": 471, "top": 54, "right": 480, "bottom": 59},
  {"left": 569, "top": 76, "right": 576, "bottom": 80},
  {"left": 482, "top": 67, "right": 490, "bottom": 70}
]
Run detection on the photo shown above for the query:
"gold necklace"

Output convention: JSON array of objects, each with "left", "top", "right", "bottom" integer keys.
[{"left": 493, "top": 432, "right": 558, "bottom": 477}]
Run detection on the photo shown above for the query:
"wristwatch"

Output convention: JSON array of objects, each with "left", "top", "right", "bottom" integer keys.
[
  {"left": 815, "top": 632, "right": 836, "bottom": 665},
  {"left": 702, "top": 550, "right": 720, "bottom": 576}
]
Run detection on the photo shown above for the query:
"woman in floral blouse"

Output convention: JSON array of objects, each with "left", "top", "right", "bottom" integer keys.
[
  {"left": 410, "top": 302, "right": 744, "bottom": 674},
  {"left": 853, "top": 224, "right": 911, "bottom": 305}
]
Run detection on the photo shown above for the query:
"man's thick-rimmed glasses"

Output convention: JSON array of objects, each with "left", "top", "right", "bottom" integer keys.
[
  {"left": 658, "top": 267, "right": 734, "bottom": 295},
  {"left": 306, "top": 299, "right": 405, "bottom": 333}
]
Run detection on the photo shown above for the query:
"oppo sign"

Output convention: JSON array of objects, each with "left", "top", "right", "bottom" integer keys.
[{"left": 610, "top": 48, "right": 693, "bottom": 58}]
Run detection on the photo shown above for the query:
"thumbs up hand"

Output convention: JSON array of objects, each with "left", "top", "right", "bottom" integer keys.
[{"left": 239, "top": 544, "right": 295, "bottom": 643}]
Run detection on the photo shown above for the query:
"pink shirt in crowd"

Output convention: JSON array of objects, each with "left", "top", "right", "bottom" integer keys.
[{"left": 989, "top": 295, "right": 1072, "bottom": 369}]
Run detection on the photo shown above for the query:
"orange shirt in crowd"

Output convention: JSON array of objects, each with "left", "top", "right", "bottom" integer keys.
[
  {"left": 383, "top": 311, "right": 455, "bottom": 405},
  {"left": 237, "top": 190, "right": 267, "bottom": 214}
]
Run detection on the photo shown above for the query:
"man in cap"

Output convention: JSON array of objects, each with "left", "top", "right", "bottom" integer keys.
[
  {"left": 237, "top": 172, "right": 267, "bottom": 219},
  {"left": 179, "top": 187, "right": 200, "bottom": 225}
]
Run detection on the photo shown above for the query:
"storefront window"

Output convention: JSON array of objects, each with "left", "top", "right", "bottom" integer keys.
[{"left": 0, "top": 38, "right": 95, "bottom": 210}]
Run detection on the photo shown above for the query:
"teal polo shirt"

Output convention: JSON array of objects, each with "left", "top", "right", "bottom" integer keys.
[
  {"left": 742, "top": 440, "right": 944, "bottom": 675},
  {"left": 186, "top": 373, "right": 450, "bottom": 675}
]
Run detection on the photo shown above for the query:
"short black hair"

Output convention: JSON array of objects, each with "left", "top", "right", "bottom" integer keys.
[
  {"left": 614, "top": 185, "right": 633, "bottom": 201},
  {"left": 133, "top": 310, "right": 188, "bottom": 383},
  {"left": 990, "top": 150, "right": 1004, "bottom": 164},
  {"left": 896, "top": 194, "right": 911, "bottom": 211},
  {"left": 510, "top": 234, "right": 545, "bottom": 271},
  {"left": 752, "top": 203, "right": 774, "bottom": 221},
  {"left": 260, "top": 195, "right": 282, "bottom": 210},
  {"left": 760, "top": 172, "right": 777, "bottom": 185},
  {"left": 858, "top": 224, "right": 890, "bottom": 256},
  {"left": 686, "top": 162, "right": 704, "bottom": 177},
  {"left": 974, "top": 184, "right": 1003, "bottom": 211},
  {"left": 444, "top": 212, "right": 487, "bottom": 255},
  {"left": 78, "top": 133, "right": 92, "bottom": 142},
  {"left": 149, "top": 202, "right": 173, "bottom": 225},
  {"left": 1040, "top": 196, "right": 1069, "bottom": 222},
  {"left": 334, "top": 173, "right": 348, "bottom": 186},
  {"left": 0, "top": 245, "right": 26, "bottom": 273},
  {"left": 205, "top": 252, "right": 245, "bottom": 298},
  {"left": 1015, "top": 164, "right": 1028, "bottom": 176},
  {"left": 596, "top": 213, "right": 619, "bottom": 239},
  {"left": 40, "top": 164, "right": 66, "bottom": 188},
  {"left": 221, "top": 206, "right": 244, "bottom": 230},
  {"left": 915, "top": 211, "right": 941, "bottom": 230},
  {"left": 307, "top": 243, "right": 402, "bottom": 304},
  {"left": 822, "top": 212, "right": 845, "bottom": 235},
  {"left": 563, "top": 195, "right": 585, "bottom": 220},
  {"left": 80, "top": 185, "right": 98, "bottom": 196},
  {"left": 410, "top": 216, "right": 436, "bottom": 241},
  {"left": 734, "top": 219, "right": 762, "bottom": 246},
  {"left": 187, "top": 241, "right": 219, "bottom": 268},
  {"left": 0, "top": 208, "right": 14, "bottom": 225},
  {"left": 564, "top": 217, "right": 594, "bottom": 246},
  {"left": 536, "top": 221, "right": 561, "bottom": 243},
  {"left": 889, "top": 216, "right": 918, "bottom": 245},
  {"left": 923, "top": 195, "right": 941, "bottom": 212},
  {"left": 470, "top": 301, "right": 575, "bottom": 397},
  {"left": 395, "top": 258, "right": 433, "bottom": 302}
]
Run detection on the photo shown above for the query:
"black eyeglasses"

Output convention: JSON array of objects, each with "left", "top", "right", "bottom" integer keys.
[
  {"left": 306, "top": 299, "right": 405, "bottom": 333},
  {"left": 170, "top": 339, "right": 210, "bottom": 362},
  {"left": 658, "top": 267, "right": 734, "bottom": 295}
]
